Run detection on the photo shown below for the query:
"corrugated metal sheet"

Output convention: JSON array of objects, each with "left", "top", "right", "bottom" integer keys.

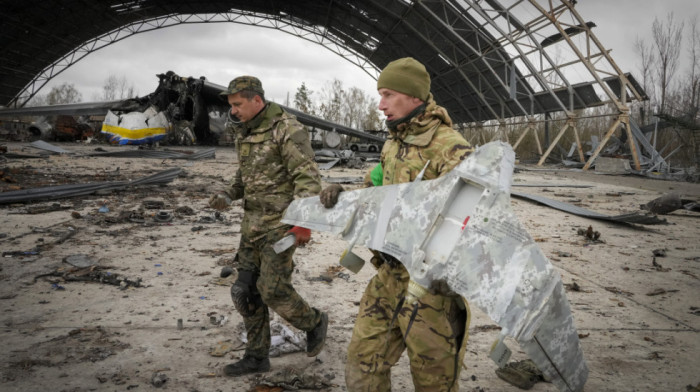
[
  {"left": 0, "top": 168, "right": 181, "bottom": 205},
  {"left": 511, "top": 191, "right": 667, "bottom": 225}
]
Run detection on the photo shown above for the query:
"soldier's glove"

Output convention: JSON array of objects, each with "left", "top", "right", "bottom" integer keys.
[
  {"left": 286, "top": 226, "right": 311, "bottom": 247},
  {"left": 230, "top": 270, "right": 260, "bottom": 317},
  {"left": 428, "top": 279, "right": 459, "bottom": 297},
  {"left": 209, "top": 193, "right": 232, "bottom": 210},
  {"left": 319, "top": 184, "right": 344, "bottom": 208}
]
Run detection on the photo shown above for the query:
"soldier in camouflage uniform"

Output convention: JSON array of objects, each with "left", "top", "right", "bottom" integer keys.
[
  {"left": 210, "top": 76, "right": 328, "bottom": 376},
  {"left": 320, "top": 58, "right": 473, "bottom": 391}
]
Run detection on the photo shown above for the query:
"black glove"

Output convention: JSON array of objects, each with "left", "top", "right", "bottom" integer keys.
[
  {"left": 230, "top": 270, "right": 261, "bottom": 317},
  {"left": 428, "top": 279, "right": 459, "bottom": 297},
  {"left": 319, "top": 184, "right": 344, "bottom": 208}
]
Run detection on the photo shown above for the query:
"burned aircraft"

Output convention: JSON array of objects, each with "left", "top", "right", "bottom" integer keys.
[
  {"left": 280, "top": 141, "right": 588, "bottom": 392},
  {"left": 0, "top": 71, "right": 385, "bottom": 147}
]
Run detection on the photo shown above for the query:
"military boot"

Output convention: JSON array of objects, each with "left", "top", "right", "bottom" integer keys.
[
  {"left": 223, "top": 355, "right": 270, "bottom": 377},
  {"left": 306, "top": 312, "right": 328, "bottom": 357}
]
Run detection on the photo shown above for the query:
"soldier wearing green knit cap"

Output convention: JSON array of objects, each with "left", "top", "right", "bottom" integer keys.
[{"left": 320, "top": 57, "right": 474, "bottom": 391}]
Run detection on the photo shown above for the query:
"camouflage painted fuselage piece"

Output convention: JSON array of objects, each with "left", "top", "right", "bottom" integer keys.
[
  {"left": 281, "top": 142, "right": 589, "bottom": 392},
  {"left": 224, "top": 102, "right": 321, "bottom": 239},
  {"left": 225, "top": 102, "right": 322, "bottom": 358}
]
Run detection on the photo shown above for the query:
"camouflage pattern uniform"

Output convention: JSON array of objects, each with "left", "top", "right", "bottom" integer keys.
[
  {"left": 223, "top": 101, "right": 323, "bottom": 360},
  {"left": 346, "top": 94, "right": 474, "bottom": 392}
]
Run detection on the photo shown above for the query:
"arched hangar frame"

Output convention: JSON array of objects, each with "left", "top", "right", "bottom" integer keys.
[{"left": 0, "top": 0, "right": 655, "bottom": 170}]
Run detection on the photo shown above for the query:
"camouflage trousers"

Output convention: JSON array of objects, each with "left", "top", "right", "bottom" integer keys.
[
  {"left": 237, "top": 225, "right": 321, "bottom": 359},
  {"left": 345, "top": 263, "right": 470, "bottom": 392}
]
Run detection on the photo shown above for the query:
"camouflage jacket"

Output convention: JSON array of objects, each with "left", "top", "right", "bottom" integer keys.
[
  {"left": 380, "top": 94, "right": 473, "bottom": 185},
  {"left": 224, "top": 102, "right": 321, "bottom": 239}
]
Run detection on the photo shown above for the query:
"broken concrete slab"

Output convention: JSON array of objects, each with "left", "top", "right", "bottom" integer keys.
[{"left": 594, "top": 157, "right": 632, "bottom": 174}]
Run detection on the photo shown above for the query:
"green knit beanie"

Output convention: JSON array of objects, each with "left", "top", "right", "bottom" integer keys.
[{"left": 377, "top": 57, "right": 430, "bottom": 101}]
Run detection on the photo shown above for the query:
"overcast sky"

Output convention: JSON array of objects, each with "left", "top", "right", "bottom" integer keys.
[{"left": 44, "top": 0, "right": 698, "bottom": 105}]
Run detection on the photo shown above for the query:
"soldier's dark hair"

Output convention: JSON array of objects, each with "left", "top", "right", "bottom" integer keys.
[{"left": 240, "top": 89, "right": 265, "bottom": 103}]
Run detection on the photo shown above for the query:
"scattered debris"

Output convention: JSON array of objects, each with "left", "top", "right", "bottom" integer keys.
[
  {"left": 652, "top": 249, "right": 667, "bottom": 257},
  {"left": 0, "top": 168, "right": 182, "bottom": 205},
  {"left": 25, "top": 202, "right": 71, "bottom": 214},
  {"left": 512, "top": 184, "right": 593, "bottom": 188},
  {"left": 29, "top": 140, "right": 72, "bottom": 154},
  {"left": 8, "top": 327, "right": 129, "bottom": 371},
  {"left": 315, "top": 149, "right": 365, "bottom": 170},
  {"left": 337, "top": 272, "right": 351, "bottom": 281},
  {"left": 209, "top": 340, "right": 243, "bottom": 357},
  {"left": 2, "top": 249, "right": 40, "bottom": 257},
  {"left": 175, "top": 205, "right": 195, "bottom": 215},
  {"left": 242, "top": 321, "right": 306, "bottom": 357},
  {"left": 646, "top": 351, "right": 664, "bottom": 360},
  {"left": 254, "top": 366, "right": 336, "bottom": 390},
  {"left": 641, "top": 193, "right": 700, "bottom": 215},
  {"left": 308, "top": 275, "right": 333, "bottom": 283},
  {"left": 577, "top": 226, "right": 601, "bottom": 242},
  {"left": 471, "top": 324, "right": 502, "bottom": 333},
  {"left": 495, "top": 359, "right": 548, "bottom": 390},
  {"left": 564, "top": 281, "right": 582, "bottom": 292},
  {"left": 196, "top": 248, "right": 237, "bottom": 257},
  {"left": 321, "top": 176, "right": 364, "bottom": 184},
  {"left": 604, "top": 287, "right": 634, "bottom": 297},
  {"left": 88, "top": 147, "right": 216, "bottom": 160},
  {"left": 646, "top": 288, "right": 679, "bottom": 296},
  {"left": 153, "top": 210, "right": 173, "bottom": 223},
  {"left": 34, "top": 265, "right": 143, "bottom": 289},
  {"left": 151, "top": 372, "right": 168, "bottom": 388},
  {"left": 63, "top": 254, "right": 98, "bottom": 268},
  {"left": 143, "top": 199, "right": 166, "bottom": 209},
  {"left": 308, "top": 265, "right": 349, "bottom": 283},
  {"left": 652, "top": 259, "right": 670, "bottom": 272}
]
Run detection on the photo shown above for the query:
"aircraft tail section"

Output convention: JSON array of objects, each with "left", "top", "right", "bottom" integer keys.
[{"left": 520, "top": 281, "right": 589, "bottom": 392}]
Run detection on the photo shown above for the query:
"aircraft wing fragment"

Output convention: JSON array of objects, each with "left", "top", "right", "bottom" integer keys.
[{"left": 281, "top": 141, "right": 588, "bottom": 392}]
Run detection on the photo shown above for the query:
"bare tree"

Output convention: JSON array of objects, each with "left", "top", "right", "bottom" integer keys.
[
  {"left": 312, "top": 79, "right": 382, "bottom": 131},
  {"left": 634, "top": 35, "right": 656, "bottom": 123},
  {"left": 362, "top": 97, "right": 382, "bottom": 130},
  {"left": 46, "top": 82, "right": 82, "bottom": 105},
  {"left": 317, "top": 79, "right": 344, "bottom": 124},
  {"left": 686, "top": 15, "right": 700, "bottom": 113},
  {"left": 100, "top": 74, "right": 136, "bottom": 101},
  {"left": 652, "top": 13, "right": 684, "bottom": 113},
  {"left": 26, "top": 93, "right": 47, "bottom": 107}
]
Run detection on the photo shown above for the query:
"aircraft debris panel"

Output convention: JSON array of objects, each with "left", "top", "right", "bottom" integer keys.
[
  {"left": 100, "top": 107, "right": 170, "bottom": 145},
  {"left": 280, "top": 141, "right": 588, "bottom": 392}
]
